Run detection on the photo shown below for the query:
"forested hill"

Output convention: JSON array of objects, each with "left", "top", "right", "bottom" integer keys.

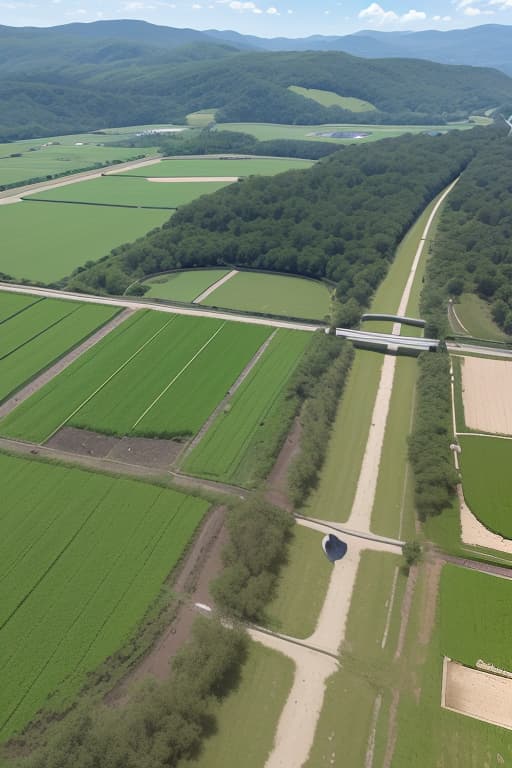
[
  {"left": 422, "top": 136, "right": 512, "bottom": 336},
  {"left": 68, "top": 125, "right": 504, "bottom": 324},
  {"left": 2, "top": 21, "right": 512, "bottom": 140}
]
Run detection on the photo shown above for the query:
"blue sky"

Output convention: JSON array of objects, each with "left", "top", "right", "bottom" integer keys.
[{"left": 2, "top": 0, "right": 512, "bottom": 35}]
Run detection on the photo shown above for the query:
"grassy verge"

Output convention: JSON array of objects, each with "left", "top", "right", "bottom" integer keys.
[
  {"left": 454, "top": 293, "right": 508, "bottom": 341},
  {"left": 181, "top": 642, "right": 295, "bottom": 768},
  {"left": 264, "top": 525, "right": 332, "bottom": 638},
  {"left": 371, "top": 357, "right": 417, "bottom": 539},
  {"left": 302, "top": 349, "right": 383, "bottom": 522}
]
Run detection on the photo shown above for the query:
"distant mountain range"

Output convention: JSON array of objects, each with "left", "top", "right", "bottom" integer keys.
[{"left": 1, "top": 20, "right": 512, "bottom": 141}]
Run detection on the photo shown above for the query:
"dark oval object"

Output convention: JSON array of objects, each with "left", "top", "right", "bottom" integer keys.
[{"left": 322, "top": 533, "right": 348, "bottom": 563}]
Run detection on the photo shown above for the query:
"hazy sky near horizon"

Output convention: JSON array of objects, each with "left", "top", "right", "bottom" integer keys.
[{"left": 2, "top": 0, "right": 512, "bottom": 36}]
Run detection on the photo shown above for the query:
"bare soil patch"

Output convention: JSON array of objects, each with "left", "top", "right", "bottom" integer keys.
[
  {"left": 460, "top": 356, "right": 512, "bottom": 435},
  {"left": 458, "top": 485, "right": 512, "bottom": 555},
  {"left": 46, "top": 427, "right": 182, "bottom": 469},
  {"left": 265, "top": 417, "right": 302, "bottom": 512},
  {"left": 442, "top": 658, "right": 512, "bottom": 730}
]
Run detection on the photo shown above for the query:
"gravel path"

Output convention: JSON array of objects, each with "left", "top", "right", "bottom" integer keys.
[{"left": 193, "top": 269, "right": 239, "bottom": 303}]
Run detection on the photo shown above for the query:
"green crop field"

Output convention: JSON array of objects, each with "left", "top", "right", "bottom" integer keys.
[
  {"left": 452, "top": 293, "right": 509, "bottom": 341},
  {"left": 28, "top": 176, "right": 231, "bottom": 209},
  {"left": 289, "top": 86, "right": 377, "bottom": 112},
  {"left": 0, "top": 201, "right": 170, "bottom": 283},
  {"left": 201, "top": 271, "right": 331, "bottom": 321},
  {"left": 0, "top": 142, "right": 158, "bottom": 189},
  {"left": 459, "top": 435, "right": 512, "bottom": 538},
  {"left": 0, "top": 453, "right": 207, "bottom": 742},
  {"left": 0, "top": 291, "right": 39, "bottom": 323},
  {"left": 218, "top": 122, "right": 472, "bottom": 144},
  {"left": 142, "top": 269, "right": 229, "bottom": 301},
  {"left": 183, "top": 329, "right": 310, "bottom": 483},
  {"left": 1, "top": 311, "right": 271, "bottom": 442},
  {"left": 115, "top": 156, "right": 313, "bottom": 178},
  {"left": 0, "top": 295, "right": 118, "bottom": 402},
  {"left": 182, "top": 642, "right": 294, "bottom": 768}
]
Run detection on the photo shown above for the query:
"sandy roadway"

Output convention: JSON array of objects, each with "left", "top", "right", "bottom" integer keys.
[
  {"left": 193, "top": 269, "right": 238, "bottom": 303},
  {"left": 460, "top": 356, "right": 512, "bottom": 435},
  {"left": 147, "top": 176, "right": 239, "bottom": 183},
  {"left": 458, "top": 485, "right": 512, "bottom": 554},
  {"left": 442, "top": 658, "right": 512, "bottom": 730}
]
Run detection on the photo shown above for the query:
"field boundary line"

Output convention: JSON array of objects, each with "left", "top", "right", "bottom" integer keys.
[
  {"left": 44, "top": 315, "right": 176, "bottom": 442},
  {"left": 456, "top": 432, "right": 512, "bottom": 440},
  {"left": 193, "top": 269, "right": 238, "bottom": 304},
  {"left": 0, "top": 296, "right": 43, "bottom": 326},
  {"left": 381, "top": 566, "right": 399, "bottom": 649},
  {"left": 178, "top": 329, "right": 277, "bottom": 466},
  {"left": 132, "top": 322, "right": 226, "bottom": 430},
  {"left": 0, "top": 304, "right": 80, "bottom": 362}
]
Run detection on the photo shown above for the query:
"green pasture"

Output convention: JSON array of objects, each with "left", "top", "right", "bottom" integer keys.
[
  {"left": 303, "top": 350, "right": 383, "bottom": 523},
  {"left": 459, "top": 435, "right": 512, "bottom": 538},
  {"left": 28, "top": 176, "right": 230, "bottom": 209},
  {"left": 0, "top": 201, "right": 169, "bottom": 283},
  {"left": 392, "top": 564, "right": 512, "bottom": 767},
  {"left": 0, "top": 297, "right": 117, "bottom": 403},
  {"left": 115, "top": 156, "right": 313, "bottom": 178},
  {"left": 183, "top": 329, "right": 309, "bottom": 485},
  {"left": 202, "top": 271, "right": 331, "bottom": 320},
  {"left": 451, "top": 293, "right": 509, "bottom": 341},
  {"left": 186, "top": 109, "right": 217, "bottom": 127},
  {"left": 182, "top": 642, "right": 294, "bottom": 768},
  {"left": 1, "top": 311, "right": 270, "bottom": 442},
  {"left": 0, "top": 452, "right": 207, "bottom": 742},
  {"left": 289, "top": 86, "right": 377, "bottom": 112},
  {"left": 371, "top": 357, "right": 417, "bottom": 539},
  {"left": 218, "top": 122, "right": 471, "bottom": 144},
  {"left": 0, "top": 292, "right": 39, "bottom": 323},
  {"left": 0, "top": 143, "right": 157, "bottom": 188},
  {"left": 264, "top": 525, "right": 332, "bottom": 638},
  {"left": 142, "top": 269, "right": 229, "bottom": 302}
]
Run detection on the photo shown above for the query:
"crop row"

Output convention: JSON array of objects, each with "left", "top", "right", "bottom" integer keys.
[
  {"left": 1, "top": 310, "right": 270, "bottom": 442},
  {"left": 0, "top": 301, "right": 118, "bottom": 403},
  {"left": 0, "top": 454, "right": 207, "bottom": 741},
  {"left": 183, "top": 329, "right": 310, "bottom": 482},
  {"left": 0, "top": 292, "right": 39, "bottom": 324}
]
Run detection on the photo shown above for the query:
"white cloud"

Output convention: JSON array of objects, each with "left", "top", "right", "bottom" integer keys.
[
  {"left": 266, "top": 5, "right": 279, "bottom": 13},
  {"left": 463, "top": 4, "right": 494, "bottom": 12},
  {"left": 489, "top": 0, "right": 512, "bottom": 7},
  {"left": 358, "top": 2, "right": 398, "bottom": 22},
  {"left": 192, "top": 2, "right": 202, "bottom": 7},
  {"left": 287, "top": 7, "right": 292, "bottom": 12},
  {"left": 401, "top": 8, "right": 426, "bottom": 20},
  {"left": 456, "top": 0, "right": 475, "bottom": 7},
  {"left": 433, "top": 13, "right": 451, "bottom": 19},
  {"left": 123, "top": 1, "right": 155, "bottom": 8}
]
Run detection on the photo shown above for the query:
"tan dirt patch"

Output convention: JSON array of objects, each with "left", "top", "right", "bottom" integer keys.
[
  {"left": 458, "top": 485, "right": 512, "bottom": 554},
  {"left": 442, "top": 658, "right": 512, "bottom": 730},
  {"left": 146, "top": 176, "right": 238, "bottom": 183},
  {"left": 460, "top": 356, "right": 512, "bottom": 435},
  {"left": 265, "top": 417, "right": 302, "bottom": 512}
]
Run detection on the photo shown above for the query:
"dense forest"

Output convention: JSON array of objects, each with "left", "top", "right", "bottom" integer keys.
[
  {"left": 421, "top": 136, "right": 512, "bottom": 336},
  {"left": 68, "top": 126, "right": 503, "bottom": 323},
  {"left": 1, "top": 22, "right": 511, "bottom": 140}
]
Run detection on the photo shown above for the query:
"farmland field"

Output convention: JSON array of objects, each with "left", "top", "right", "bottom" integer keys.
[
  {"left": 289, "top": 86, "right": 377, "bottom": 112},
  {"left": 217, "top": 122, "right": 473, "bottom": 143},
  {"left": 0, "top": 201, "right": 169, "bottom": 282},
  {"left": 0, "top": 311, "right": 271, "bottom": 442},
  {"left": 28, "top": 176, "right": 231, "bottom": 208},
  {"left": 452, "top": 293, "right": 508, "bottom": 341},
  {"left": 142, "top": 269, "right": 229, "bottom": 301},
  {"left": 0, "top": 452, "right": 207, "bottom": 742},
  {"left": 0, "top": 294, "right": 118, "bottom": 402},
  {"left": 0, "top": 142, "right": 158, "bottom": 189},
  {"left": 114, "top": 156, "right": 313, "bottom": 178},
  {"left": 459, "top": 435, "right": 512, "bottom": 538},
  {"left": 0, "top": 291, "right": 40, "bottom": 323},
  {"left": 201, "top": 271, "right": 331, "bottom": 320},
  {"left": 183, "top": 329, "right": 310, "bottom": 483}
]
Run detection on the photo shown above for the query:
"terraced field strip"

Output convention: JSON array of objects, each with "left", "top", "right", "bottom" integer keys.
[
  {"left": 0, "top": 301, "right": 119, "bottom": 404},
  {"left": 0, "top": 453, "right": 207, "bottom": 742},
  {"left": 183, "top": 329, "right": 310, "bottom": 482}
]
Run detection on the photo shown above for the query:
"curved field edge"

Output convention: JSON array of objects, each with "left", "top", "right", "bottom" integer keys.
[{"left": 0, "top": 452, "right": 208, "bottom": 743}]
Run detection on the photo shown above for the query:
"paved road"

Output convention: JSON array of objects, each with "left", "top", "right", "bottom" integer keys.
[
  {"left": 447, "top": 342, "right": 512, "bottom": 359},
  {"left": 0, "top": 282, "right": 321, "bottom": 332}
]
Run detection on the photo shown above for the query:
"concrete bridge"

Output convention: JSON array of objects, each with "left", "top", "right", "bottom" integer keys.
[
  {"left": 334, "top": 327, "right": 439, "bottom": 354},
  {"left": 361, "top": 313, "right": 425, "bottom": 328}
]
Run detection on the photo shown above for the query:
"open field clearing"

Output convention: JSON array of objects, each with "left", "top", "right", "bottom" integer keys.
[
  {"left": 217, "top": 122, "right": 472, "bottom": 143},
  {"left": 288, "top": 86, "right": 377, "bottom": 112},
  {"left": 460, "top": 355, "right": 512, "bottom": 435},
  {"left": 113, "top": 156, "right": 313, "bottom": 178},
  {"left": 182, "top": 329, "right": 309, "bottom": 484},
  {"left": 0, "top": 202, "right": 169, "bottom": 283},
  {"left": 0, "top": 142, "right": 158, "bottom": 189},
  {"left": 0, "top": 452, "right": 207, "bottom": 742},
  {"left": 451, "top": 293, "right": 508, "bottom": 341},
  {"left": 265, "top": 525, "right": 332, "bottom": 638},
  {"left": 28, "top": 176, "right": 230, "bottom": 208},
  {"left": 459, "top": 435, "right": 512, "bottom": 538},
  {"left": 0, "top": 311, "right": 271, "bottom": 442},
  {"left": 142, "top": 269, "right": 229, "bottom": 301},
  {"left": 442, "top": 660, "right": 512, "bottom": 730},
  {"left": 391, "top": 563, "right": 512, "bottom": 767},
  {"left": 201, "top": 271, "right": 331, "bottom": 321},
  {"left": 181, "top": 642, "right": 294, "bottom": 768},
  {"left": 0, "top": 296, "right": 118, "bottom": 403}
]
